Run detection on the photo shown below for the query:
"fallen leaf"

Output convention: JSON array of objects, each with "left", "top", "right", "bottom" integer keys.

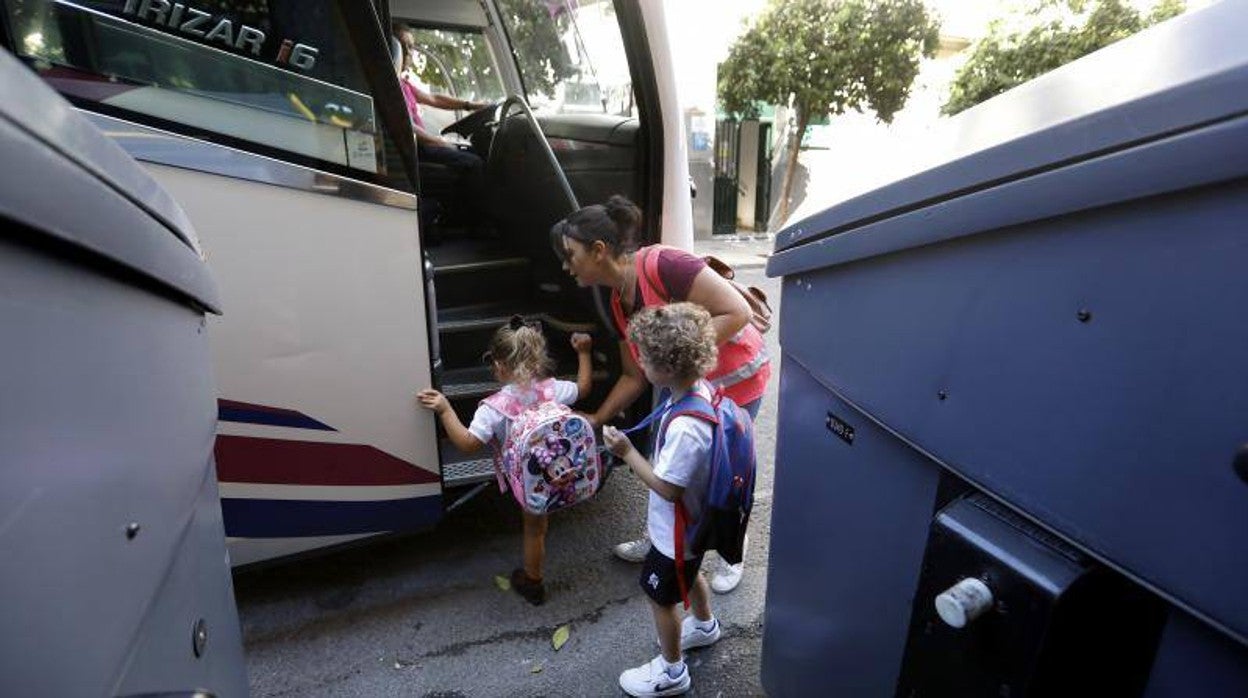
[
  {"left": 551, "top": 624, "right": 570, "bottom": 651},
  {"left": 530, "top": 663, "right": 544, "bottom": 674},
  {"left": 495, "top": 575, "right": 511, "bottom": 591}
]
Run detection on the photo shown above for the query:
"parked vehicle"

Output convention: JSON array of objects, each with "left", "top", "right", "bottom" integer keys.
[
  {"left": 0, "top": 46, "right": 246, "bottom": 697},
  {"left": 0, "top": 0, "right": 691, "bottom": 565},
  {"left": 761, "top": 3, "right": 1248, "bottom": 695}
]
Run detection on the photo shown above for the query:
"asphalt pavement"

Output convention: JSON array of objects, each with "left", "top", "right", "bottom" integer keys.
[{"left": 234, "top": 242, "right": 781, "bottom": 698}]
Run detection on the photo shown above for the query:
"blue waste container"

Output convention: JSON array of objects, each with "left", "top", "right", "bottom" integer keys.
[
  {"left": 762, "top": 3, "right": 1248, "bottom": 696},
  {"left": 0, "top": 49, "right": 247, "bottom": 696}
]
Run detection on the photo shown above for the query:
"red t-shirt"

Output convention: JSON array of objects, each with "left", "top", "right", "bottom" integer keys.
[{"left": 620, "top": 246, "right": 705, "bottom": 322}]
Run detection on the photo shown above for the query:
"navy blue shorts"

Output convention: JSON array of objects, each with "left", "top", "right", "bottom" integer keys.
[{"left": 639, "top": 546, "right": 704, "bottom": 606}]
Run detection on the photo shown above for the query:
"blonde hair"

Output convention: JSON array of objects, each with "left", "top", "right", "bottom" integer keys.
[
  {"left": 627, "top": 302, "right": 718, "bottom": 381},
  {"left": 488, "top": 318, "right": 554, "bottom": 385}
]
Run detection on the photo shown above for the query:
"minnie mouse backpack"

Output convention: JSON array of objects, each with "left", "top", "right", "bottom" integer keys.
[{"left": 481, "top": 379, "right": 603, "bottom": 515}]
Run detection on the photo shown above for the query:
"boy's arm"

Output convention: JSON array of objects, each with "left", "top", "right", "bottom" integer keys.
[
  {"left": 570, "top": 332, "right": 593, "bottom": 401},
  {"left": 619, "top": 447, "right": 684, "bottom": 501}
]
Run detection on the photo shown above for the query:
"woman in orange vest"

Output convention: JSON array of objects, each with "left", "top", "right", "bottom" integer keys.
[{"left": 552, "top": 195, "right": 770, "bottom": 594}]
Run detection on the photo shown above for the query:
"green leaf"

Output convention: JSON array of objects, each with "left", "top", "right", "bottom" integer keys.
[
  {"left": 494, "top": 575, "right": 511, "bottom": 591},
  {"left": 530, "top": 663, "right": 544, "bottom": 674},
  {"left": 551, "top": 624, "right": 570, "bottom": 651}
]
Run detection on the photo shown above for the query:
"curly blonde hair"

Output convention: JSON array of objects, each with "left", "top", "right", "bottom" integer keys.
[
  {"left": 488, "top": 319, "right": 554, "bottom": 385},
  {"left": 627, "top": 302, "right": 718, "bottom": 381}
]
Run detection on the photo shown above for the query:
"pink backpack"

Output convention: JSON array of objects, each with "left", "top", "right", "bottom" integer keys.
[{"left": 481, "top": 379, "right": 602, "bottom": 515}]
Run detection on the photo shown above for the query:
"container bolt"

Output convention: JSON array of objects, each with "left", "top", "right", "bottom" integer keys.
[
  {"left": 935, "top": 577, "right": 994, "bottom": 629},
  {"left": 192, "top": 618, "right": 208, "bottom": 658},
  {"left": 1077, "top": 309, "right": 1092, "bottom": 323},
  {"left": 125, "top": 522, "right": 141, "bottom": 540},
  {"left": 1233, "top": 444, "right": 1248, "bottom": 485}
]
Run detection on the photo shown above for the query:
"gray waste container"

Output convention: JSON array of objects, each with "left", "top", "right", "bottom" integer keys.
[
  {"left": 0, "top": 49, "right": 247, "bottom": 696},
  {"left": 762, "top": 3, "right": 1248, "bottom": 696}
]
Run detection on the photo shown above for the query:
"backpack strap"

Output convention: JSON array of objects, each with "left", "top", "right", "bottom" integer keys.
[
  {"left": 636, "top": 245, "right": 672, "bottom": 307},
  {"left": 480, "top": 390, "right": 522, "bottom": 419},
  {"left": 675, "top": 500, "right": 692, "bottom": 609},
  {"left": 533, "top": 378, "right": 557, "bottom": 403},
  {"left": 655, "top": 393, "right": 718, "bottom": 451},
  {"left": 482, "top": 379, "right": 557, "bottom": 419}
]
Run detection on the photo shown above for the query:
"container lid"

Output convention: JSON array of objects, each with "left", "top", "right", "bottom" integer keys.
[{"left": 773, "top": 1, "right": 1248, "bottom": 257}]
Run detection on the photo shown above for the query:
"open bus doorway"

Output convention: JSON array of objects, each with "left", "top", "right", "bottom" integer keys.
[{"left": 0, "top": 0, "right": 689, "bottom": 566}]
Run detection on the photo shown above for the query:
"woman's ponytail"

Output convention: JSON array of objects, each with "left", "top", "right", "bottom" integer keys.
[{"left": 552, "top": 195, "right": 644, "bottom": 257}]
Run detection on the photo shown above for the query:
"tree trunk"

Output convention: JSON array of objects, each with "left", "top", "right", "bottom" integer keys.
[{"left": 777, "top": 108, "right": 810, "bottom": 228}]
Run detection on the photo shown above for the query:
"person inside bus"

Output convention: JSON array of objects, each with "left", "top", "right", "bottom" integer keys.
[
  {"left": 416, "top": 318, "right": 594, "bottom": 606},
  {"left": 391, "top": 32, "right": 490, "bottom": 229},
  {"left": 551, "top": 195, "right": 771, "bottom": 595}
]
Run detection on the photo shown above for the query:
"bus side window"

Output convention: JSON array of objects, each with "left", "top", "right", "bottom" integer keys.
[{"left": 1, "top": 0, "right": 413, "bottom": 192}]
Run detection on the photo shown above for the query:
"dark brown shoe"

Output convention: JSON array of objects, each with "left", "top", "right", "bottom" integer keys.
[{"left": 510, "top": 568, "right": 546, "bottom": 606}]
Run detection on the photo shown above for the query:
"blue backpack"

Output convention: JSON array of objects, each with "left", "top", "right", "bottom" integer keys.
[{"left": 629, "top": 386, "right": 757, "bottom": 606}]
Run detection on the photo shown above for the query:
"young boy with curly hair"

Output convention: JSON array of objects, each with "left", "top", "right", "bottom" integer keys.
[{"left": 603, "top": 302, "right": 723, "bottom": 697}]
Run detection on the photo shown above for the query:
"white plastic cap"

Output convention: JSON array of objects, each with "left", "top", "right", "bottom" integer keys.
[{"left": 934, "top": 577, "right": 994, "bottom": 629}]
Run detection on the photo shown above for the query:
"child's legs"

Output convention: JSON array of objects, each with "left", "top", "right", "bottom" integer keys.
[
  {"left": 649, "top": 598, "right": 683, "bottom": 663},
  {"left": 689, "top": 572, "right": 713, "bottom": 623},
  {"left": 521, "top": 511, "right": 548, "bottom": 580}
]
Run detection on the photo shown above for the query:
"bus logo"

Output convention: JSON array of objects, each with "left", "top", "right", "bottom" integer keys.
[{"left": 121, "top": 0, "right": 319, "bottom": 71}]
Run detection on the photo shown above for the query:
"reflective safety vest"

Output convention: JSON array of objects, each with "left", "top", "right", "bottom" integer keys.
[{"left": 610, "top": 245, "right": 771, "bottom": 407}]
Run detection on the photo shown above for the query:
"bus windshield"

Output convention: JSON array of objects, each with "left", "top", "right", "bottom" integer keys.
[{"left": 495, "top": 0, "right": 634, "bottom": 117}]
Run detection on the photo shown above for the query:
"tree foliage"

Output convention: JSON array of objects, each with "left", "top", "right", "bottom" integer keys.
[
  {"left": 719, "top": 0, "right": 939, "bottom": 124},
  {"left": 495, "top": 0, "right": 579, "bottom": 101},
  {"left": 943, "top": 0, "right": 1186, "bottom": 115},
  {"left": 718, "top": 0, "right": 939, "bottom": 224}
]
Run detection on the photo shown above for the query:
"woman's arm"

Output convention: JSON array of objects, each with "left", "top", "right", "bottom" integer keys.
[
  {"left": 417, "top": 89, "right": 488, "bottom": 112},
  {"left": 590, "top": 340, "right": 648, "bottom": 427},
  {"left": 684, "top": 266, "right": 751, "bottom": 346},
  {"left": 570, "top": 333, "right": 594, "bottom": 401}
]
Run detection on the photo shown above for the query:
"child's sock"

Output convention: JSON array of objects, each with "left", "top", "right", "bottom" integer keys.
[
  {"left": 694, "top": 616, "right": 717, "bottom": 633},
  {"left": 660, "top": 654, "right": 686, "bottom": 679}
]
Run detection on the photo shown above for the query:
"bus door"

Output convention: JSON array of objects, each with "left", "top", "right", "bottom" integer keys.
[
  {"left": 1, "top": 0, "right": 442, "bottom": 565},
  {"left": 387, "top": 0, "right": 691, "bottom": 487}
]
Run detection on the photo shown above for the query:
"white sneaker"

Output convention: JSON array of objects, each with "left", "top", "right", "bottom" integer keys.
[
  {"left": 613, "top": 537, "right": 651, "bottom": 563},
  {"left": 618, "top": 655, "right": 691, "bottom": 697},
  {"left": 710, "top": 560, "right": 744, "bottom": 594},
  {"left": 655, "top": 615, "right": 723, "bottom": 650},
  {"left": 677, "top": 614, "right": 722, "bottom": 650}
]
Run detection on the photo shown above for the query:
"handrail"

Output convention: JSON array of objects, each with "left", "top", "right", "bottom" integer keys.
[
  {"left": 498, "top": 94, "right": 579, "bottom": 211},
  {"left": 497, "top": 95, "right": 617, "bottom": 336}
]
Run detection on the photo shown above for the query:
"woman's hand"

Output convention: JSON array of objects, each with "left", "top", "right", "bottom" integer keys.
[
  {"left": 570, "top": 332, "right": 593, "bottom": 354},
  {"left": 416, "top": 389, "right": 449, "bottom": 415},
  {"left": 602, "top": 425, "right": 634, "bottom": 458}
]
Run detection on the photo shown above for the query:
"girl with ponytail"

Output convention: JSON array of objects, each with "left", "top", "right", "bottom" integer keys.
[{"left": 417, "top": 316, "right": 593, "bottom": 605}]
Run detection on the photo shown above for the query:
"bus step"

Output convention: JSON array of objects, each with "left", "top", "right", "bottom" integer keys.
[
  {"left": 430, "top": 240, "right": 531, "bottom": 309},
  {"left": 437, "top": 302, "right": 596, "bottom": 334},
  {"left": 442, "top": 455, "right": 496, "bottom": 488}
]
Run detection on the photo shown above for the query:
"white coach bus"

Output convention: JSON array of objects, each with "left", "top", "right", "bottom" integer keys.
[{"left": 0, "top": 0, "right": 692, "bottom": 565}]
